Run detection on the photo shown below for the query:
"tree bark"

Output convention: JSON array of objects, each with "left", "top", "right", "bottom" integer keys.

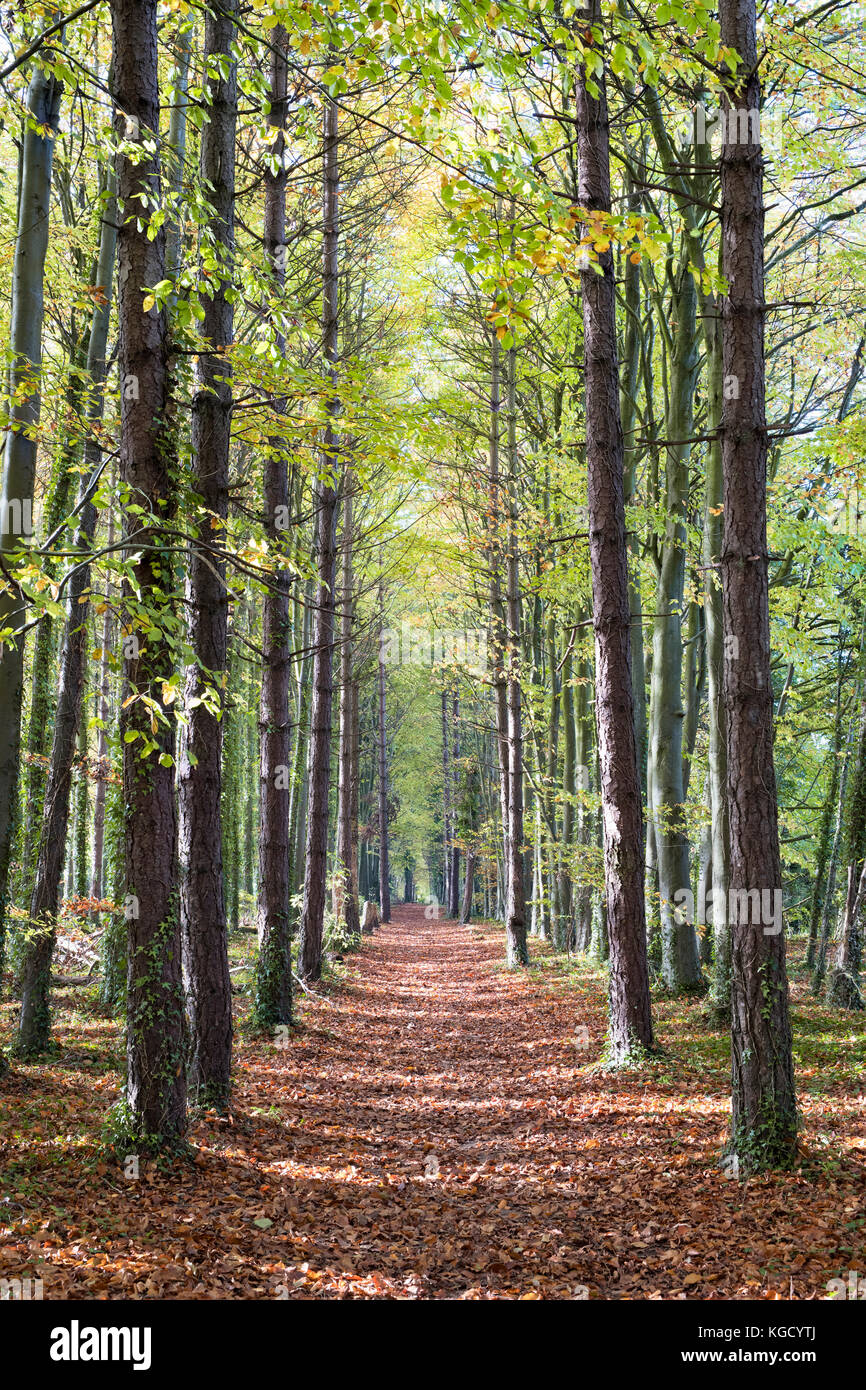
[
  {"left": 0, "top": 52, "right": 63, "bottom": 968},
  {"left": 649, "top": 266, "right": 703, "bottom": 991},
  {"left": 377, "top": 582, "right": 391, "bottom": 923},
  {"left": 112, "top": 0, "right": 186, "bottom": 1148},
  {"left": 178, "top": 0, "right": 237, "bottom": 1109},
  {"left": 15, "top": 162, "right": 117, "bottom": 1054},
  {"left": 504, "top": 345, "right": 528, "bottom": 965},
  {"left": 334, "top": 474, "right": 360, "bottom": 938},
  {"left": 703, "top": 305, "right": 732, "bottom": 1013},
  {"left": 441, "top": 687, "right": 451, "bottom": 913},
  {"left": 576, "top": 1, "right": 654, "bottom": 1059},
  {"left": 719, "top": 0, "right": 797, "bottom": 1169},
  {"left": 448, "top": 690, "right": 461, "bottom": 919},
  {"left": 255, "top": 23, "right": 293, "bottom": 1028},
  {"left": 296, "top": 96, "right": 340, "bottom": 982}
]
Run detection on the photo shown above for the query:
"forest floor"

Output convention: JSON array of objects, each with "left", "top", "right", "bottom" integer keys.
[{"left": 2, "top": 904, "right": 866, "bottom": 1299}]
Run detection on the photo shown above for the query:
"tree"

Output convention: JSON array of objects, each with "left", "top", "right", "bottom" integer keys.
[
  {"left": 718, "top": 0, "right": 798, "bottom": 1170},
  {"left": 112, "top": 0, "right": 185, "bottom": 1149},
  {"left": 296, "top": 93, "right": 341, "bottom": 982},
  {"left": 576, "top": 0, "right": 653, "bottom": 1061},
  {"left": 0, "top": 49, "right": 63, "bottom": 969},
  {"left": 255, "top": 22, "right": 294, "bottom": 1028}
]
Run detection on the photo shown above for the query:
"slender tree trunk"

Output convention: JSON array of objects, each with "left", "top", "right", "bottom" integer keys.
[
  {"left": 377, "top": 582, "right": 391, "bottom": 923},
  {"left": 719, "top": 0, "right": 797, "bottom": 1169},
  {"left": 806, "top": 637, "right": 844, "bottom": 970},
  {"left": 349, "top": 676, "right": 360, "bottom": 915},
  {"left": 488, "top": 333, "right": 510, "bottom": 905},
  {"left": 20, "top": 334, "right": 87, "bottom": 916},
  {"left": 112, "top": 0, "right": 186, "bottom": 1149},
  {"left": 574, "top": 657, "right": 593, "bottom": 951},
  {"left": 334, "top": 475, "right": 360, "bottom": 938},
  {"left": 91, "top": 463, "right": 117, "bottom": 907},
  {"left": 297, "top": 96, "right": 340, "bottom": 982},
  {"left": 620, "top": 167, "right": 647, "bottom": 801},
  {"left": 255, "top": 24, "right": 293, "bottom": 1028},
  {"left": 15, "top": 168, "right": 117, "bottom": 1054},
  {"left": 448, "top": 690, "right": 461, "bottom": 919},
  {"left": 826, "top": 859, "right": 865, "bottom": 1010},
  {"left": 558, "top": 645, "right": 576, "bottom": 948},
  {"left": 441, "top": 687, "right": 451, "bottom": 913},
  {"left": 703, "top": 304, "right": 732, "bottom": 1013},
  {"left": 0, "top": 54, "right": 63, "bottom": 968},
  {"left": 650, "top": 266, "right": 703, "bottom": 991},
  {"left": 73, "top": 688, "right": 90, "bottom": 897},
  {"left": 825, "top": 681, "right": 866, "bottom": 1009},
  {"left": 178, "top": 0, "right": 237, "bottom": 1108},
  {"left": 576, "top": 2, "right": 653, "bottom": 1058},
  {"left": 460, "top": 850, "right": 476, "bottom": 924},
  {"left": 503, "top": 345, "right": 528, "bottom": 965}
]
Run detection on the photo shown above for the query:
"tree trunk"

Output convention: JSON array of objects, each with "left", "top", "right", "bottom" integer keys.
[
  {"left": 334, "top": 475, "right": 360, "bottom": 938},
  {"left": 460, "top": 850, "right": 476, "bottom": 924},
  {"left": 377, "top": 582, "right": 391, "bottom": 923},
  {"left": 441, "top": 686, "right": 451, "bottom": 914},
  {"left": 296, "top": 96, "right": 340, "bottom": 982},
  {"left": 719, "top": 0, "right": 797, "bottom": 1169},
  {"left": 0, "top": 53, "right": 63, "bottom": 968},
  {"left": 576, "top": 2, "right": 654, "bottom": 1058},
  {"left": 178, "top": 0, "right": 237, "bottom": 1109},
  {"left": 255, "top": 24, "right": 293, "bottom": 1028},
  {"left": 703, "top": 305, "right": 731, "bottom": 1013},
  {"left": 620, "top": 167, "right": 647, "bottom": 801},
  {"left": 488, "top": 332, "right": 510, "bottom": 908},
  {"left": 15, "top": 164, "right": 117, "bottom": 1054},
  {"left": 806, "top": 637, "right": 844, "bottom": 971},
  {"left": 112, "top": 0, "right": 186, "bottom": 1149},
  {"left": 448, "top": 691, "right": 461, "bottom": 919},
  {"left": 649, "top": 266, "right": 703, "bottom": 991},
  {"left": 91, "top": 462, "right": 117, "bottom": 907},
  {"left": 504, "top": 345, "right": 528, "bottom": 965}
]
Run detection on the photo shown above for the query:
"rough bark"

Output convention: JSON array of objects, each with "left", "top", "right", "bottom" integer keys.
[
  {"left": 377, "top": 582, "right": 391, "bottom": 923},
  {"left": 441, "top": 687, "right": 451, "bottom": 912},
  {"left": 649, "top": 265, "right": 703, "bottom": 991},
  {"left": 255, "top": 24, "right": 293, "bottom": 1028},
  {"left": 0, "top": 53, "right": 63, "bottom": 968},
  {"left": 177, "top": 0, "right": 237, "bottom": 1109},
  {"left": 703, "top": 306, "right": 732, "bottom": 1013},
  {"left": 576, "top": 1, "right": 654, "bottom": 1058},
  {"left": 448, "top": 690, "right": 461, "bottom": 920},
  {"left": 296, "top": 97, "right": 340, "bottom": 982},
  {"left": 112, "top": 0, "right": 186, "bottom": 1148},
  {"left": 719, "top": 0, "right": 797, "bottom": 1169},
  {"left": 334, "top": 475, "right": 360, "bottom": 939},
  {"left": 15, "top": 166, "right": 117, "bottom": 1054},
  {"left": 504, "top": 345, "right": 528, "bottom": 965}
]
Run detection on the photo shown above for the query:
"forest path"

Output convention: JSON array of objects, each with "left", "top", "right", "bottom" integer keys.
[
  {"left": 11, "top": 906, "right": 864, "bottom": 1298},
  {"left": 246, "top": 903, "right": 608, "bottom": 1298}
]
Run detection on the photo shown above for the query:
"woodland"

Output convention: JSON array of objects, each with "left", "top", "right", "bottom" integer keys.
[{"left": 0, "top": 0, "right": 865, "bottom": 1316}]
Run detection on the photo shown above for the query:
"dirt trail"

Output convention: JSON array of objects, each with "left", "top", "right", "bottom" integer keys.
[
  {"left": 258, "top": 903, "right": 601, "bottom": 1298},
  {"left": 10, "top": 904, "right": 865, "bottom": 1299}
]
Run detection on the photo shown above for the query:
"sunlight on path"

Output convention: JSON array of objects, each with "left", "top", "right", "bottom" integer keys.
[{"left": 255, "top": 906, "right": 607, "bottom": 1299}]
